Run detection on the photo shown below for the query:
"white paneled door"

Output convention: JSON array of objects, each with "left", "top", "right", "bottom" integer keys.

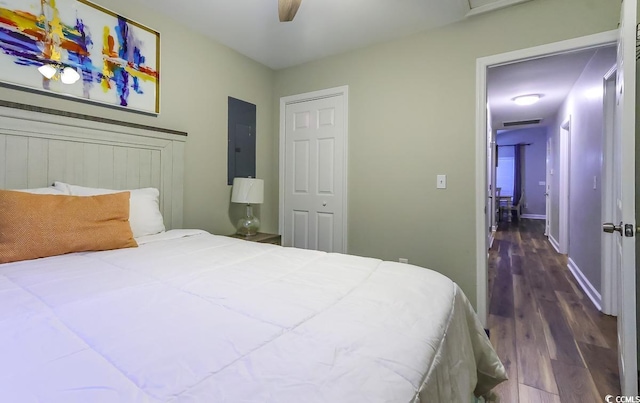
[
  {"left": 598, "top": 3, "right": 638, "bottom": 393},
  {"left": 606, "top": 0, "right": 637, "bottom": 395},
  {"left": 281, "top": 88, "right": 348, "bottom": 253}
]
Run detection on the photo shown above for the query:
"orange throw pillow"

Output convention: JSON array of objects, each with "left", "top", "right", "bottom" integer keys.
[{"left": 0, "top": 190, "right": 138, "bottom": 264}]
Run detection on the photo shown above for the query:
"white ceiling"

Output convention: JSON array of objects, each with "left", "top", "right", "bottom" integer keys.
[
  {"left": 487, "top": 47, "right": 610, "bottom": 131},
  {"left": 128, "top": 0, "right": 526, "bottom": 70}
]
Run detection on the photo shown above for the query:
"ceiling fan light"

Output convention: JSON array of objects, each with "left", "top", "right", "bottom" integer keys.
[
  {"left": 38, "top": 64, "right": 57, "bottom": 79},
  {"left": 513, "top": 94, "right": 541, "bottom": 106},
  {"left": 61, "top": 67, "right": 80, "bottom": 84},
  {"left": 279, "top": 0, "right": 301, "bottom": 22}
]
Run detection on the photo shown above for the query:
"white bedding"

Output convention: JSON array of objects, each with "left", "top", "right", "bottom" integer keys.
[{"left": 0, "top": 230, "right": 506, "bottom": 402}]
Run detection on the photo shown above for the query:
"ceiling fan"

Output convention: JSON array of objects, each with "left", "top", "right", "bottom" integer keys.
[{"left": 278, "top": 0, "right": 302, "bottom": 22}]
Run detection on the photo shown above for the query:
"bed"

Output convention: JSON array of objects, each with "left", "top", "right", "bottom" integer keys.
[{"left": 0, "top": 103, "right": 506, "bottom": 402}]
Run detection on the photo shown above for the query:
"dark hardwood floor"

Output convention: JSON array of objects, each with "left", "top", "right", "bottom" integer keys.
[{"left": 488, "top": 219, "right": 620, "bottom": 402}]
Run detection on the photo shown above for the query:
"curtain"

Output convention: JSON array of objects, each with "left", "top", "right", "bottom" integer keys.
[{"left": 513, "top": 145, "right": 523, "bottom": 205}]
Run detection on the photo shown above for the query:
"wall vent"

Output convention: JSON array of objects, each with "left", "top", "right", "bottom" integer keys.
[{"left": 502, "top": 118, "right": 543, "bottom": 127}]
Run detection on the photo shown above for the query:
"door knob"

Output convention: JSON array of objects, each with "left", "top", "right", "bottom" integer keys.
[
  {"left": 322, "top": 201, "right": 327, "bottom": 206},
  {"left": 602, "top": 222, "right": 623, "bottom": 235}
]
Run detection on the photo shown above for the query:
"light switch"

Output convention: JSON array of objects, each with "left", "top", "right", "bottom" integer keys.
[
  {"left": 593, "top": 176, "right": 597, "bottom": 190},
  {"left": 437, "top": 175, "right": 447, "bottom": 189}
]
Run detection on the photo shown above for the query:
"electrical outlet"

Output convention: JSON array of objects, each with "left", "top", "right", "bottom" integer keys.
[{"left": 399, "top": 258, "right": 409, "bottom": 264}]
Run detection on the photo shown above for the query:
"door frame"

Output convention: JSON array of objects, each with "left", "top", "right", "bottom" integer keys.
[
  {"left": 559, "top": 117, "right": 571, "bottom": 254},
  {"left": 601, "top": 64, "right": 618, "bottom": 316},
  {"left": 278, "top": 86, "right": 350, "bottom": 252},
  {"left": 474, "top": 30, "right": 618, "bottom": 327},
  {"left": 487, "top": 105, "right": 496, "bottom": 247},
  {"left": 545, "top": 136, "right": 551, "bottom": 236}
]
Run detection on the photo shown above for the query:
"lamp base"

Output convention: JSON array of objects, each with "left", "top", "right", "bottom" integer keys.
[{"left": 236, "top": 204, "right": 260, "bottom": 236}]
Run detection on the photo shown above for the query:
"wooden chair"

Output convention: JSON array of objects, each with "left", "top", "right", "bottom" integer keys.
[
  {"left": 495, "top": 187, "right": 501, "bottom": 223},
  {"left": 497, "top": 188, "right": 514, "bottom": 222},
  {"left": 503, "top": 190, "right": 524, "bottom": 222}
]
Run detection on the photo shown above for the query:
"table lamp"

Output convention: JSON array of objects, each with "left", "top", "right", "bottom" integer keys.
[{"left": 231, "top": 178, "right": 264, "bottom": 236}]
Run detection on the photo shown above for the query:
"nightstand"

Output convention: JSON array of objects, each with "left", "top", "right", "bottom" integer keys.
[{"left": 228, "top": 232, "right": 281, "bottom": 245}]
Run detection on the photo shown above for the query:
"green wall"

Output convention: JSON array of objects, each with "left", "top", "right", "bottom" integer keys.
[{"left": 273, "top": 0, "right": 620, "bottom": 306}]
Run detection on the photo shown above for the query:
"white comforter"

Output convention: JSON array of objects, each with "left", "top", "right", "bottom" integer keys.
[{"left": 0, "top": 230, "right": 506, "bottom": 402}]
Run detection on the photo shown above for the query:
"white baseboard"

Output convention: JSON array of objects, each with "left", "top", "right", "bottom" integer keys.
[
  {"left": 548, "top": 235, "right": 560, "bottom": 253},
  {"left": 489, "top": 232, "right": 495, "bottom": 249},
  {"left": 567, "top": 257, "right": 602, "bottom": 311},
  {"left": 521, "top": 214, "right": 546, "bottom": 220}
]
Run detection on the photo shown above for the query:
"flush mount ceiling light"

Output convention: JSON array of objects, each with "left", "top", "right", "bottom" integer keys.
[
  {"left": 279, "top": 0, "right": 302, "bottom": 22},
  {"left": 512, "top": 94, "right": 542, "bottom": 106}
]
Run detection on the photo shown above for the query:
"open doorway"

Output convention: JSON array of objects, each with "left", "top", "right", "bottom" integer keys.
[
  {"left": 495, "top": 127, "right": 547, "bottom": 223},
  {"left": 475, "top": 32, "right": 619, "bottom": 321},
  {"left": 558, "top": 117, "right": 571, "bottom": 254},
  {"left": 486, "top": 44, "right": 617, "bottom": 311},
  {"left": 479, "top": 39, "right": 617, "bottom": 320}
]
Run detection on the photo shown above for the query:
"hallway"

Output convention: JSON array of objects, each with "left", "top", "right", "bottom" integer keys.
[{"left": 488, "top": 219, "right": 620, "bottom": 402}]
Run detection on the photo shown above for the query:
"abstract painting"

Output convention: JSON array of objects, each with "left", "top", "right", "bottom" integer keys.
[{"left": 0, "top": 0, "right": 159, "bottom": 114}]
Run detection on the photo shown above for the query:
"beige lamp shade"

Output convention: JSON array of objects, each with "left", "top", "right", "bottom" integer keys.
[{"left": 231, "top": 178, "right": 264, "bottom": 204}]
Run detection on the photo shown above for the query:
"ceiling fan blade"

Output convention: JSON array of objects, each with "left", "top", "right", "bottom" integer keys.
[{"left": 279, "top": 0, "right": 301, "bottom": 22}]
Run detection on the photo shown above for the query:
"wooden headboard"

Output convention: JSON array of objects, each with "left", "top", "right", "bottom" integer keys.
[{"left": 0, "top": 103, "right": 187, "bottom": 230}]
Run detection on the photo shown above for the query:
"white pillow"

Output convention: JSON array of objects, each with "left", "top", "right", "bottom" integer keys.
[
  {"left": 53, "top": 182, "right": 165, "bottom": 238},
  {"left": 10, "top": 187, "right": 68, "bottom": 195}
]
